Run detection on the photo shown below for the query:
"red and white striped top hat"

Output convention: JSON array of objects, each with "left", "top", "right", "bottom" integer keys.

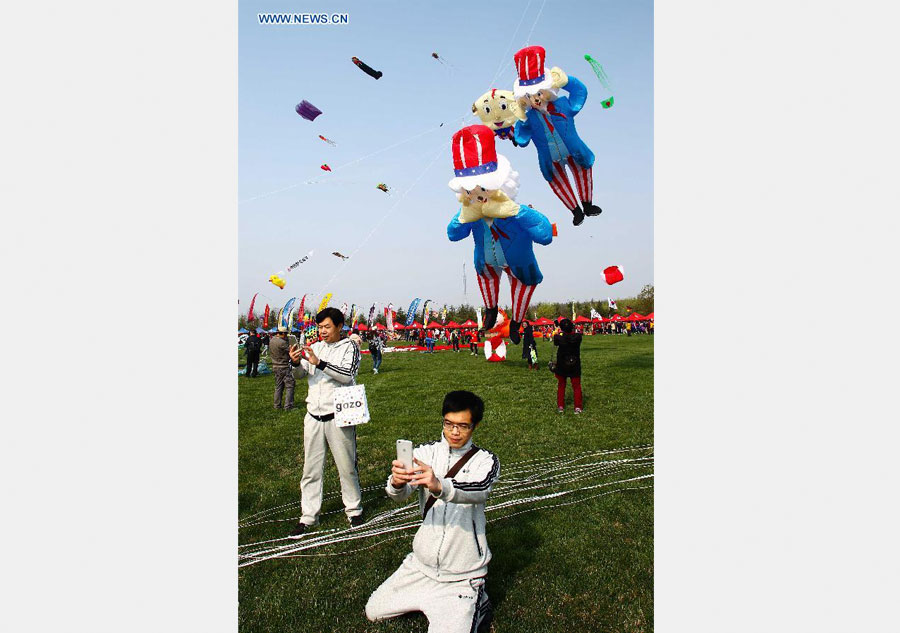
[
  {"left": 448, "top": 124, "right": 513, "bottom": 193},
  {"left": 513, "top": 45, "right": 555, "bottom": 98}
]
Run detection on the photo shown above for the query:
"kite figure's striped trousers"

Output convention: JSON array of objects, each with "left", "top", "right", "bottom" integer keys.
[
  {"left": 547, "top": 157, "right": 593, "bottom": 211},
  {"left": 476, "top": 265, "right": 537, "bottom": 323}
]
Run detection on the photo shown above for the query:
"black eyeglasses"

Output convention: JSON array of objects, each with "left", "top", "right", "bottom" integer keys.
[{"left": 441, "top": 420, "right": 473, "bottom": 431}]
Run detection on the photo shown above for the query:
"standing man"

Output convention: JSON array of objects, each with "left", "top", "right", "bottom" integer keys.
[
  {"left": 268, "top": 326, "right": 294, "bottom": 410},
  {"left": 369, "top": 332, "right": 384, "bottom": 374},
  {"left": 450, "top": 328, "right": 460, "bottom": 353},
  {"left": 287, "top": 307, "right": 364, "bottom": 534},
  {"left": 365, "top": 390, "right": 497, "bottom": 633},
  {"left": 243, "top": 330, "right": 262, "bottom": 377}
]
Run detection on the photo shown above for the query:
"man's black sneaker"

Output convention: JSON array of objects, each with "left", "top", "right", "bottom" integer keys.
[
  {"left": 572, "top": 207, "right": 585, "bottom": 226},
  {"left": 583, "top": 203, "right": 603, "bottom": 216},
  {"left": 349, "top": 515, "right": 366, "bottom": 528},
  {"left": 289, "top": 522, "right": 310, "bottom": 537}
]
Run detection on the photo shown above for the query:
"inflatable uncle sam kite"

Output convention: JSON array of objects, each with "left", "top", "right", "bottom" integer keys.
[
  {"left": 513, "top": 45, "right": 602, "bottom": 227},
  {"left": 446, "top": 124, "right": 553, "bottom": 345}
]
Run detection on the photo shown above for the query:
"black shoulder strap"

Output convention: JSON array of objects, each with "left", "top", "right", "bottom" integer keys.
[{"left": 422, "top": 446, "right": 479, "bottom": 519}]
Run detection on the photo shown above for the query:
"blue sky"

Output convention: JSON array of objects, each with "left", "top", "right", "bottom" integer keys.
[{"left": 239, "top": 0, "right": 653, "bottom": 315}]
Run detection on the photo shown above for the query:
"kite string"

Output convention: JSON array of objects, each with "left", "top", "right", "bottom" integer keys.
[
  {"left": 239, "top": 116, "right": 466, "bottom": 204},
  {"left": 242, "top": 445, "right": 654, "bottom": 525},
  {"left": 239, "top": 477, "right": 652, "bottom": 565},
  {"left": 524, "top": 0, "right": 548, "bottom": 46},
  {"left": 238, "top": 447, "right": 653, "bottom": 543},
  {"left": 238, "top": 452, "right": 653, "bottom": 551},
  {"left": 316, "top": 139, "right": 450, "bottom": 295},
  {"left": 484, "top": 0, "right": 534, "bottom": 90},
  {"left": 238, "top": 475, "right": 652, "bottom": 560}
]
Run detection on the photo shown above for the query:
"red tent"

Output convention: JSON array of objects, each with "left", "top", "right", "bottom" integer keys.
[
  {"left": 573, "top": 315, "right": 591, "bottom": 324},
  {"left": 460, "top": 319, "right": 477, "bottom": 327},
  {"left": 373, "top": 322, "right": 386, "bottom": 330},
  {"left": 407, "top": 321, "right": 423, "bottom": 329},
  {"left": 425, "top": 321, "right": 444, "bottom": 329},
  {"left": 647, "top": 312, "right": 654, "bottom": 320},
  {"left": 356, "top": 323, "right": 369, "bottom": 331},
  {"left": 534, "top": 317, "right": 553, "bottom": 325},
  {"left": 610, "top": 314, "right": 625, "bottom": 321},
  {"left": 445, "top": 320, "right": 462, "bottom": 329}
]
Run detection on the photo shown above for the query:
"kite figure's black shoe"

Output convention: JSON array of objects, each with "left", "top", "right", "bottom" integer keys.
[
  {"left": 583, "top": 203, "right": 603, "bottom": 217},
  {"left": 572, "top": 207, "right": 585, "bottom": 226},
  {"left": 508, "top": 321, "right": 521, "bottom": 344},
  {"left": 375, "top": 71, "right": 383, "bottom": 79},
  {"left": 289, "top": 522, "right": 311, "bottom": 538},
  {"left": 483, "top": 307, "right": 499, "bottom": 331},
  {"left": 349, "top": 514, "right": 366, "bottom": 528}
]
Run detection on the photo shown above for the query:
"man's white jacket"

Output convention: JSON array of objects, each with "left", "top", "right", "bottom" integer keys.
[
  {"left": 291, "top": 338, "right": 360, "bottom": 416},
  {"left": 385, "top": 436, "right": 500, "bottom": 582}
]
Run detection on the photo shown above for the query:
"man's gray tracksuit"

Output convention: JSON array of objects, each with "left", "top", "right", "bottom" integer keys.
[
  {"left": 291, "top": 338, "right": 362, "bottom": 525},
  {"left": 366, "top": 436, "right": 500, "bottom": 633}
]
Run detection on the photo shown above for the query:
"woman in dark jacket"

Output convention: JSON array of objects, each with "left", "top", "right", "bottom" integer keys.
[
  {"left": 552, "top": 318, "right": 583, "bottom": 413},
  {"left": 521, "top": 321, "right": 537, "bottom": 370}
]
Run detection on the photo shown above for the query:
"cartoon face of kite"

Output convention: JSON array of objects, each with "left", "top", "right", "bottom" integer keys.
[
  {"left": 512, "top": 47, "right": 569, "bottom": 112},
  {"left": 269, "top": 274, "right": 286, "bottom": 289},
  {"left": 448, "top": 125, "right": 521, "bottom": 224},
  {"left": 472, "top": 89, "right": 524, "bottom": 136}
]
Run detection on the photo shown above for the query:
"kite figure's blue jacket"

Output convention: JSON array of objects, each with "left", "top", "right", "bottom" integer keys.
[
  {"left": 447, "top": 204, "right": 553, "bottom": 286},
  {"left": 514, "top": 75, "right": 595, "bottom": 182}
]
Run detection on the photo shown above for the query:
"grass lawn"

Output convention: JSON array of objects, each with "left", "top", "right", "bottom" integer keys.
[{"left": 239, "top": 333, "right": 653, "bottom": 632}]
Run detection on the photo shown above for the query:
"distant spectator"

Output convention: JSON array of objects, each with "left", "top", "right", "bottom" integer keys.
[
  {"left": 269, "top": 326, "right": 294, "bottom": 411},
  {"left": 369, "top": 332, "right": 384, "bottom": 374},
  {"left": 553, "top": 318, "right": 583, "bottom": 414},
  {"left": 521, "top": 321, "right": 537, "bottom": 370},
  {"left": 243, "top": 331, "right": 262, "bottom": 377}
]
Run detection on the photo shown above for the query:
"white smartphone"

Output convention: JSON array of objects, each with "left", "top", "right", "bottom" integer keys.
[{"left": 396, "top": 439, "right": 414, "bottom": 471}]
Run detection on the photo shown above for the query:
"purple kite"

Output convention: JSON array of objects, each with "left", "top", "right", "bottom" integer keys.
[{"left": 295, "top": 100, "right": 322, "bottom": 121}]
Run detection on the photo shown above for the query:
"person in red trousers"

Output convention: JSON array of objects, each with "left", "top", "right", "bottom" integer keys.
[{"left": 552, "top": 318, "right": 583, "bottom": 414}]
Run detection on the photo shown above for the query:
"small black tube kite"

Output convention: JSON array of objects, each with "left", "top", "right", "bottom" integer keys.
[{"left": 351, "top": 56, "right": 383, "bottom": 80}]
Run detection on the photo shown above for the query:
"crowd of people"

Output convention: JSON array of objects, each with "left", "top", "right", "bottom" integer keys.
[{"left": 239, "top": 307, "right": 652, "bottom": 631}]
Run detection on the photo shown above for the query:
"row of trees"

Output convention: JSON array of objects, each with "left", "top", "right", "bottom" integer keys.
[{"left": 239, "top": 285, "right": 654, "bottom": 330}]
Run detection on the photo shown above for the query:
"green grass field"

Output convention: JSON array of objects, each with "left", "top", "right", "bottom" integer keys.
[{"left": 239, "top": 334, "right": 653, "bottom": 632}]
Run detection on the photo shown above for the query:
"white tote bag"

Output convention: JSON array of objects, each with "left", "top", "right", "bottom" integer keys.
[{"left": 333, "top": 384, "right": 371, "bottom": 427}]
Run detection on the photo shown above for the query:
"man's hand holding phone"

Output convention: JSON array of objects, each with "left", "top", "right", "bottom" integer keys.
[
  {"left": 303, "top": 345, "right": 319, "bottom": 366},
  {"left": 408, "top": 458, "right": 442, "bottom": 496},
  {"left": 390, "top": 460, "right": 414, "bottom": 489}
]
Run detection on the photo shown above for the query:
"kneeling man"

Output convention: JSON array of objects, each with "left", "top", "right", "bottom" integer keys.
[{"left": 365, "top": 390, "right": 498, "bottom": 633}]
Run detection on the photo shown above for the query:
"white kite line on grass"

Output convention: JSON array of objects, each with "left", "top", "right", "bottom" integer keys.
[
  {"left": 238, "top": 444, "right": 651, "bottom": 529},
  {"left": 238, "top": 446, "right": 653, "bottom": 568}
]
